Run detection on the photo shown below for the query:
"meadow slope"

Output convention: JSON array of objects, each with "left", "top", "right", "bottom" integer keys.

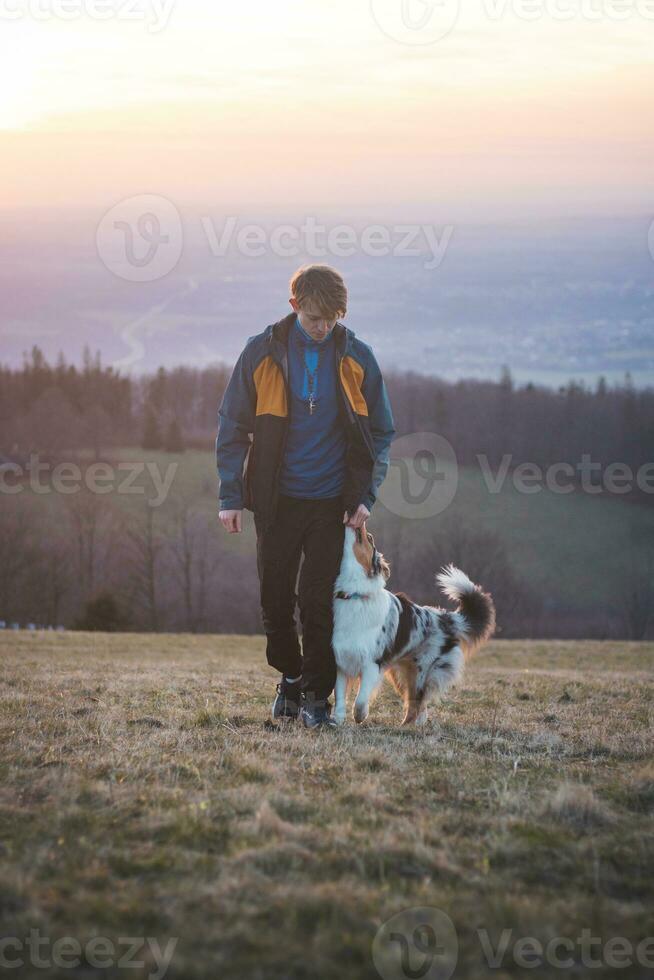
[{"left": 0, "top": 633, "right": 653, "bottom": 979}]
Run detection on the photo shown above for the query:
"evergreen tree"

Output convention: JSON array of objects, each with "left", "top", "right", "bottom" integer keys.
[
  {"left": 142, "top": 407, "right": 162, "bottom": 450},
  {"left": 164, "top": 417, "right": 185, "bottom": 453}
]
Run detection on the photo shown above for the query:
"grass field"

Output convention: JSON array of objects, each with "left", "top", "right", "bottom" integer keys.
[{"left": 1, "top": 633, "right": 653, "bottom": 979}]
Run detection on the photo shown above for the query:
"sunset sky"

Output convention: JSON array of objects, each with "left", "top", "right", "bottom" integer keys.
[{"left": 2, "top": 0, "right": 653, "bottom": 220}]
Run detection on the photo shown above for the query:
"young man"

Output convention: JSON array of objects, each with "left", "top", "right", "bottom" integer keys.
[{"left": 216, "top": 265, "right": 395, "bottom": 728}]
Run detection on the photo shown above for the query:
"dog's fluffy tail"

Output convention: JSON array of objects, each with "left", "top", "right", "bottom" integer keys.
[{"left": 436, "top": 564, "right": 496, "bottom": 653}]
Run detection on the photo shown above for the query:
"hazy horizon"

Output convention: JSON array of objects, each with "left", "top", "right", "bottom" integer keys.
[{"left": 2, "top": 206, "right": 653, "bottom": 389}]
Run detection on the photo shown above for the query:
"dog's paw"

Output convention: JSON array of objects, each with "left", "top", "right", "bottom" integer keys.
[
  {"left": 333, "top": 712, "right": 346, "bottom": 726},
  {"left": 353, "top": 702, "right": 369, "bottom": 724}
]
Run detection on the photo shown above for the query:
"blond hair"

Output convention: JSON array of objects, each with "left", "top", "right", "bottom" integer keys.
[{"left": 289, "top": 265, "right": 347, "bottom": 319}]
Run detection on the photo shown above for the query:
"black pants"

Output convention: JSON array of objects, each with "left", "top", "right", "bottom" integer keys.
[{"left": 254, "top": 493, "right": 345, "bottom": 703}]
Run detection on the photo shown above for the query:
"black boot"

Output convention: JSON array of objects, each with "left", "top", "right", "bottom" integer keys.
[
  {"left": 298, "top": 694, "right": 337, "bottom": 730},
  {"left": 271, "top": 677, "right": 302, "bottom": 721}
]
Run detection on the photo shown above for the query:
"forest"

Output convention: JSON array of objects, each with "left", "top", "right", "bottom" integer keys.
[{"left": 1, "top": 346, "right": 652, "bottom": 639}]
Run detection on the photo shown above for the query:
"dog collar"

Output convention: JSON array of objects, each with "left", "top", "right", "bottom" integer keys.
[{"left": 334, "top": 590, "right": 370, "bottom": 601}]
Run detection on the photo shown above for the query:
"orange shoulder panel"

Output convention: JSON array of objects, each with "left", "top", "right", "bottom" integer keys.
[
  {"left": 339, "top": 355, "right": 368, "bottom": 416},
  {"left": 253, "top": 355, "right": 288, "bottom": 417}
]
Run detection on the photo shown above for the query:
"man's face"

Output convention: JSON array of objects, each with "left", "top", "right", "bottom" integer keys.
[{"left": 290, "top": 297, "right": 339, "bottom": 342}]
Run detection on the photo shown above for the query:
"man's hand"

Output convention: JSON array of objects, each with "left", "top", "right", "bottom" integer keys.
[
  {"left": 219, "top": 509, "right": 242, "bottom": 533},
  {"left": 343, "top": 503, "right": 370, "bottom": 529}
]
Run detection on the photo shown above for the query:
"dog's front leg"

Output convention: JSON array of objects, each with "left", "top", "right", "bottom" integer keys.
[
  {"left": 334, "top": 669, "right": 348, "bottom": 725},
  {"left": 353, "top": 663, "right": 381, "bottom": 724}
]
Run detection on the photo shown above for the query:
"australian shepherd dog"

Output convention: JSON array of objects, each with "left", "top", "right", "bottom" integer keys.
[{"left": 332, "top": 524, "right": 496, "bottom": 726}]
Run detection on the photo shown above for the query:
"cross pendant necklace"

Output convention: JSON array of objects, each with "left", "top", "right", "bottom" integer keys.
[{"left": 302, "top": 341, "right": 324, "bottom": 416}]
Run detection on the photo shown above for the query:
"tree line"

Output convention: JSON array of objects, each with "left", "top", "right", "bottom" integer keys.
[
  {"left": 1, "top": 347, "right": 653, "bottom": 488},
  {"left": 0, "top": 346, "right": 652, "bottom": 640}
]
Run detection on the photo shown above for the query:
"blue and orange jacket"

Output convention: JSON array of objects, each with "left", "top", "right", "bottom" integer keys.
[{"left": 216, "top": 311, "right": 395, "bottom": 529}]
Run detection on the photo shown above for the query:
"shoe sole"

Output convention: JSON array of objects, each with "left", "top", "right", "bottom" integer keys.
[
  {"left": 271, "top": 707, "right": 298, "bottom": 722},
  {"left": 271, "top": 699, "right": 300, "bottom": 722}
]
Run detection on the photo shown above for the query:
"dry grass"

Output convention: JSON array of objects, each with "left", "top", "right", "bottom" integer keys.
[{"left": 0, "top": 633, "right": 653, "bottom": 979}]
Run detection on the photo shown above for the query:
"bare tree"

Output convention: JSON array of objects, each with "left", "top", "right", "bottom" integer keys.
[
  {"left": 37, "top": 531, "right": 74, "bottom": 626},
  {"left": 169, "top": 496, "right": 221, "bottom": 632},
  {"left": 64, "top": 490, "right": 117, "bottom": 597},
  {"left": 617, "top": 552, "right": 654, "bottom": 640},
  {"left": 170, "top": 496, "right": 197, "bottom": 632},
  {"left": 0, "top": 498, "right": 40, "bottom": 622},
  {"left": 126, "top": 505, "right": 163, "bottom": 631}
]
